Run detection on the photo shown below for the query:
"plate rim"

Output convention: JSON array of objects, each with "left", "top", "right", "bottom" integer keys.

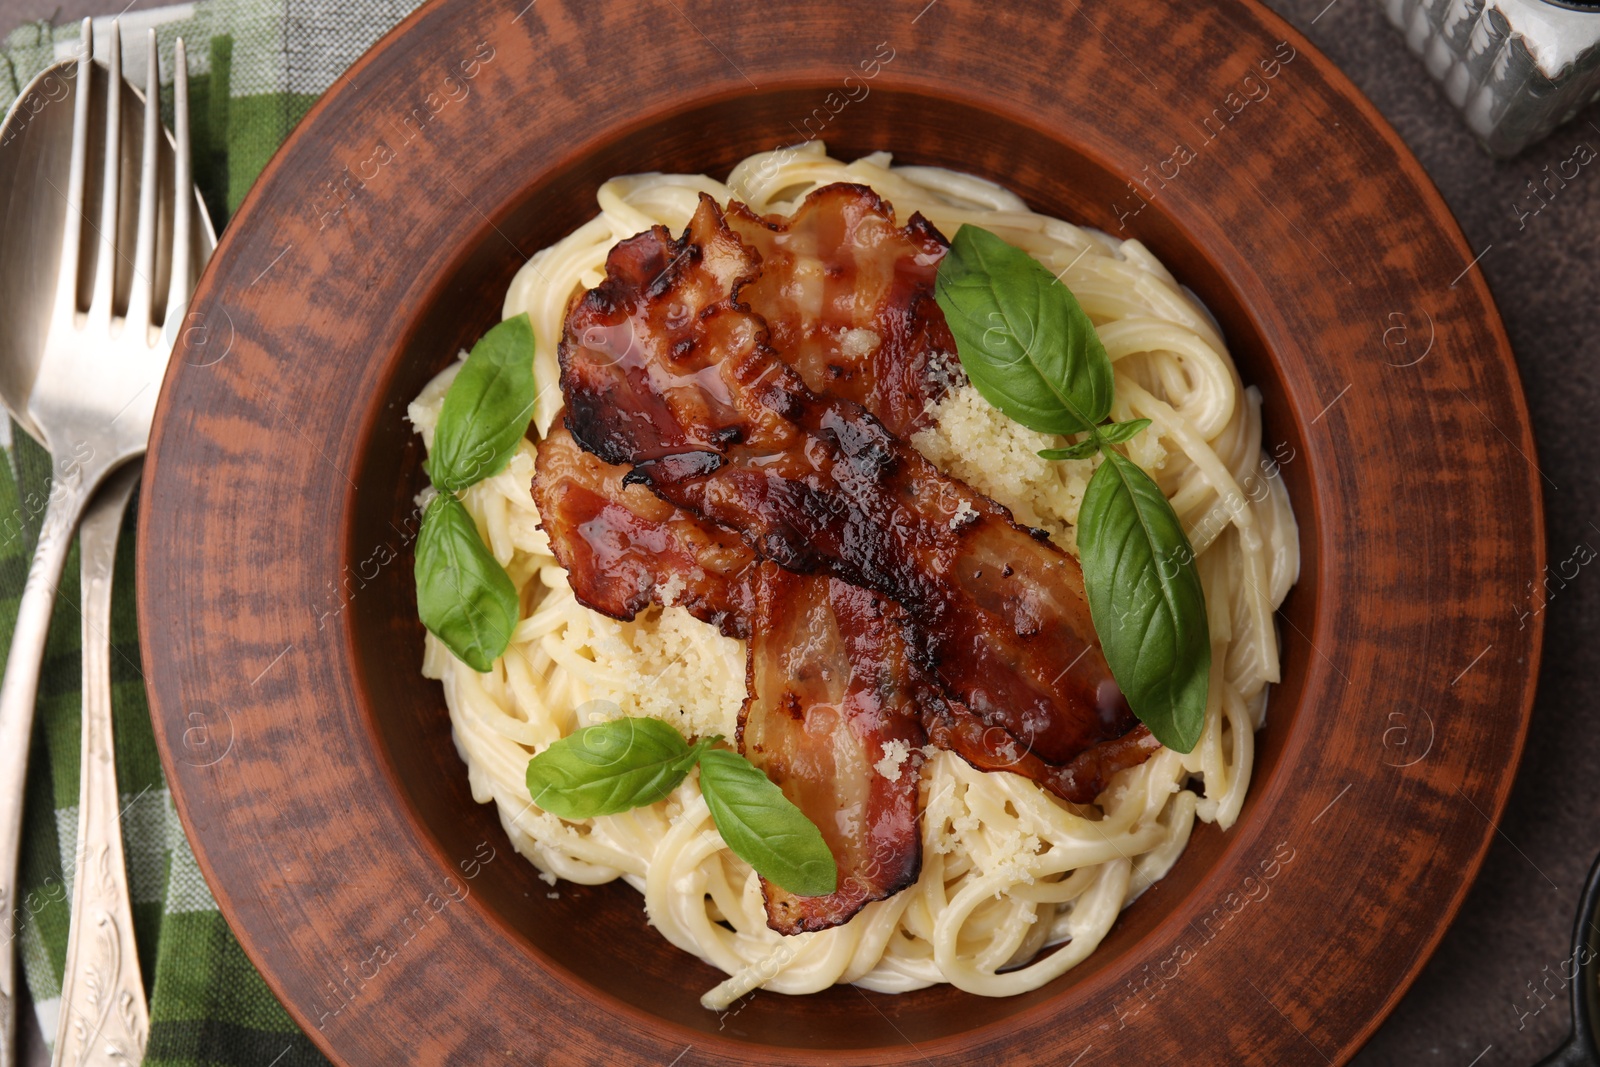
[{"left": 136, "top": 0, "right": 1546, "bottom": 1062}]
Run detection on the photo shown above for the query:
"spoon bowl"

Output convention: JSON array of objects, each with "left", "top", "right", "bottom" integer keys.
[{"left": 0, "top": 57, "right": 106, "bottom": 444}]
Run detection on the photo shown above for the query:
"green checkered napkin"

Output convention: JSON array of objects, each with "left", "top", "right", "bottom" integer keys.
[{"left": 2, "top": 3, "right": 424, "bottom": 1062}]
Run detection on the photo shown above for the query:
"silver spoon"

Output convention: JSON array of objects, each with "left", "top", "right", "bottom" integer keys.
[
  {"left": 1534, "top": 850, "right": 1600, "bottom": 1065},
  {"left": 0, "top": 20, "right": 213, "bottom": 1066}
]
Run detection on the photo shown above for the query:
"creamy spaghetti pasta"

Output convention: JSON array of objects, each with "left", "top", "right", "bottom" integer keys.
[{"left": 407, "top": 143, "right": 1299, "bottom": 1008}]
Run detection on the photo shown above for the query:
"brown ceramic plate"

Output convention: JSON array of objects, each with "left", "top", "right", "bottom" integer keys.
[{"left": 136, "top": 0, "right": 1544, "bottom": 1063}]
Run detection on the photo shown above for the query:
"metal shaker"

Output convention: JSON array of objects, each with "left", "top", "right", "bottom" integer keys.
[{"left": 1378, "top": 0, "right": 1600, "bottom": 157}]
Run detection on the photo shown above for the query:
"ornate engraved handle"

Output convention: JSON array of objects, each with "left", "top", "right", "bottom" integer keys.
[{"left": 52, "top": 463, "right": 148, "bottom": 1067}]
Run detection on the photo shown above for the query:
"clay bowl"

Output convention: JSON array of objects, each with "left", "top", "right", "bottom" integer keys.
[{"left": 136, "top": 0, "right": 1544, "bottom": 1063}]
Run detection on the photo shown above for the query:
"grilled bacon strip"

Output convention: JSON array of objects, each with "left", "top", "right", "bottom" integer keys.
[
  {"left": 536, "top": 434, "right": 932, "bottom": 933},
  {"left": 533, "top": 425, "right": 754, "bottom": 637},
  {"left": 558, "top": 191, "right": 1139, "bottom": 770},
  {"left": 919, "top": 697, "right": 1161, "bottom": 806},
  {"left": 531, "top": 185, "right": 961, "bottom": 638},
  {"left": 739, "top": 564, "right": 925, "bottom": 933},
  {"left": 724, "top": 185, "right": 959, "bottom": 441}
]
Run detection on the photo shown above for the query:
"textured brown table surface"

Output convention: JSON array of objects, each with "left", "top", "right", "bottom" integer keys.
[{"left": 2, "top": 0, "right": 1595, "bottom": 1064}]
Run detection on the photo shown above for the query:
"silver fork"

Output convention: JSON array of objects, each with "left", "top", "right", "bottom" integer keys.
[
  {"left": 54, "top": 461, "right": 144, "bottom": 1067},
  {"left": 0, "top": 21, "right": 211, "bottom": 1067}
]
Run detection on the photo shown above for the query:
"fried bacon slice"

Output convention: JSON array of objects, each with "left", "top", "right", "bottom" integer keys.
[
  {"left": 739, "top": 564, "right": 925, "bottom": 933},
  {"left": 531, "top": 185, "right": 962, "bottom": 639},
  {"left": 536, "top": 435, "right": 931, "bottom": 932},
  {"left": 558, "top": 191, "right": 1140, "bottom": 770},
  {"left": 724, "top": 185, "right": 959, "bottom": 441},
  {"left": 919, "top": 698, "right": 1161, "bottom": 806},
  {"left": 533, "top": 425, "right": 753, "bottom": 637},
  {"left": 535, "top": 189, "right": 958, "bottom": 932}
]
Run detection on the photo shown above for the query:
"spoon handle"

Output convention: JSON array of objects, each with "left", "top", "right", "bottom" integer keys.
[
  {"left": 1536, "top": 1039, "right": 1600, "bottom": 1067},
  {"left": 1535, "top": 850, "right": 1600, "bottom": 1066},
  {"left": 51, "top": 464, "right": 147, "bottom": 1067},
  {"left": 0, "top": 476, "right": 91, "bottom": 1067}
]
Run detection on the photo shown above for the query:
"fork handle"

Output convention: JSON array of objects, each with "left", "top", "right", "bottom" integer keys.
[
  {"left": 52, "top": 464, "right": 146, "bottom": 1067},
  {"left": 0, "top": 476, "right": 91, "bottom": 1067}
]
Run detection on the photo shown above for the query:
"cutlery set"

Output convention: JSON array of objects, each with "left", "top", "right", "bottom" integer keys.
[{"left": 0, "top": 19, "right": 213, "bottom": 1067}]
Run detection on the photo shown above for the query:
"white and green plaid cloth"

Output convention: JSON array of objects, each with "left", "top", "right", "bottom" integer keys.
[{"left": 1, "top": 3, "right": 424, "bottom": 1063}]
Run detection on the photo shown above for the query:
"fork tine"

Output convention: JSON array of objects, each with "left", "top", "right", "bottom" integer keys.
[
  {"left": 88, "top": 18, "right": 122, "bottom": 328},
  {"left": 166, "top": 36, "right": 191, "bottom": 326},
  {"left": 53, "top": 19, "right": 94, "bottom": 320},
  {"left": 125, "top": 29, "right": 160, "bottom": 337}
]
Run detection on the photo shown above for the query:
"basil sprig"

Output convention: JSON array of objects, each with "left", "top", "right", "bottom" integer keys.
[
  {"left": 525, "top": 717, "right": 839, "bottom": 897},
  {"left": 427, "top": 314, "right": 539, "bottom": 491},
  {"left": 414, "top": 314, "right": 538, "bottom": 671},
  {"left": 414, "top": 493, "right": 520, "bottom": 672},
  {"left": 934, "top": 227, "right": 1209, "bottom": 752},
  {"left": 526, "top": 717, "right": 712, "bottom": 817},
  {"left": 696, "top": 749, "right": 839, "bottom": 897},
  {"left": 1039, "top": 417, "right": 1151, "bottom": 461},
  {"left": 1077, "top": 452, "right": 1210, "bottom": 752},
  {"left": 933, "top": 226, "right": 1115, "bottom": 435}
]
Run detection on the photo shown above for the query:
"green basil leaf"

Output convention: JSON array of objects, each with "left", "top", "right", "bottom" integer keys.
[
  {"left": 1038, "top": 419, "right": 1151, "bottom": 460},
  {"left": 1094, "top": 418, "right": 1152, "bottom": 445},
  {"left": 934, "top": 226, "right": 1113, "bottom": 436},
  {"left": 525, "top": 717, "right": 705, "bottom": 819},
  {"left": 428, "top": 313, "right": 538, "bottom": 492},
  {"left": 1038, "top": 439, "right": 1101, "bottom": 462},
  {"left": 414, "top": 493, "right": 519, "bottom": 672},
  {"left": 696, "top": 749, "right": 838, "bottom": 897},
  {"left": 1077, "top": 450, "right": 1210, "bottom": 753}
]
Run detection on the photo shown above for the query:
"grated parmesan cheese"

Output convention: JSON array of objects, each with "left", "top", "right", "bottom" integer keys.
[
  {"left": 840, "top": 327, "right": 880, "bottom": 358},
  {"left": 558, "top": 605, "right": 748, "bottom": 742},
  {"left": 911, "top": 385, "right": 1110, "bottom": 555},
  {"left": 874, "top": 739, "right": 911, "bottom": 782}
]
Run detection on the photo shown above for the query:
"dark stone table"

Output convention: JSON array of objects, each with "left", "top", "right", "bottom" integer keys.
[{"left": 2, "top": 0, "right": 1594, "bottom": 1063}]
